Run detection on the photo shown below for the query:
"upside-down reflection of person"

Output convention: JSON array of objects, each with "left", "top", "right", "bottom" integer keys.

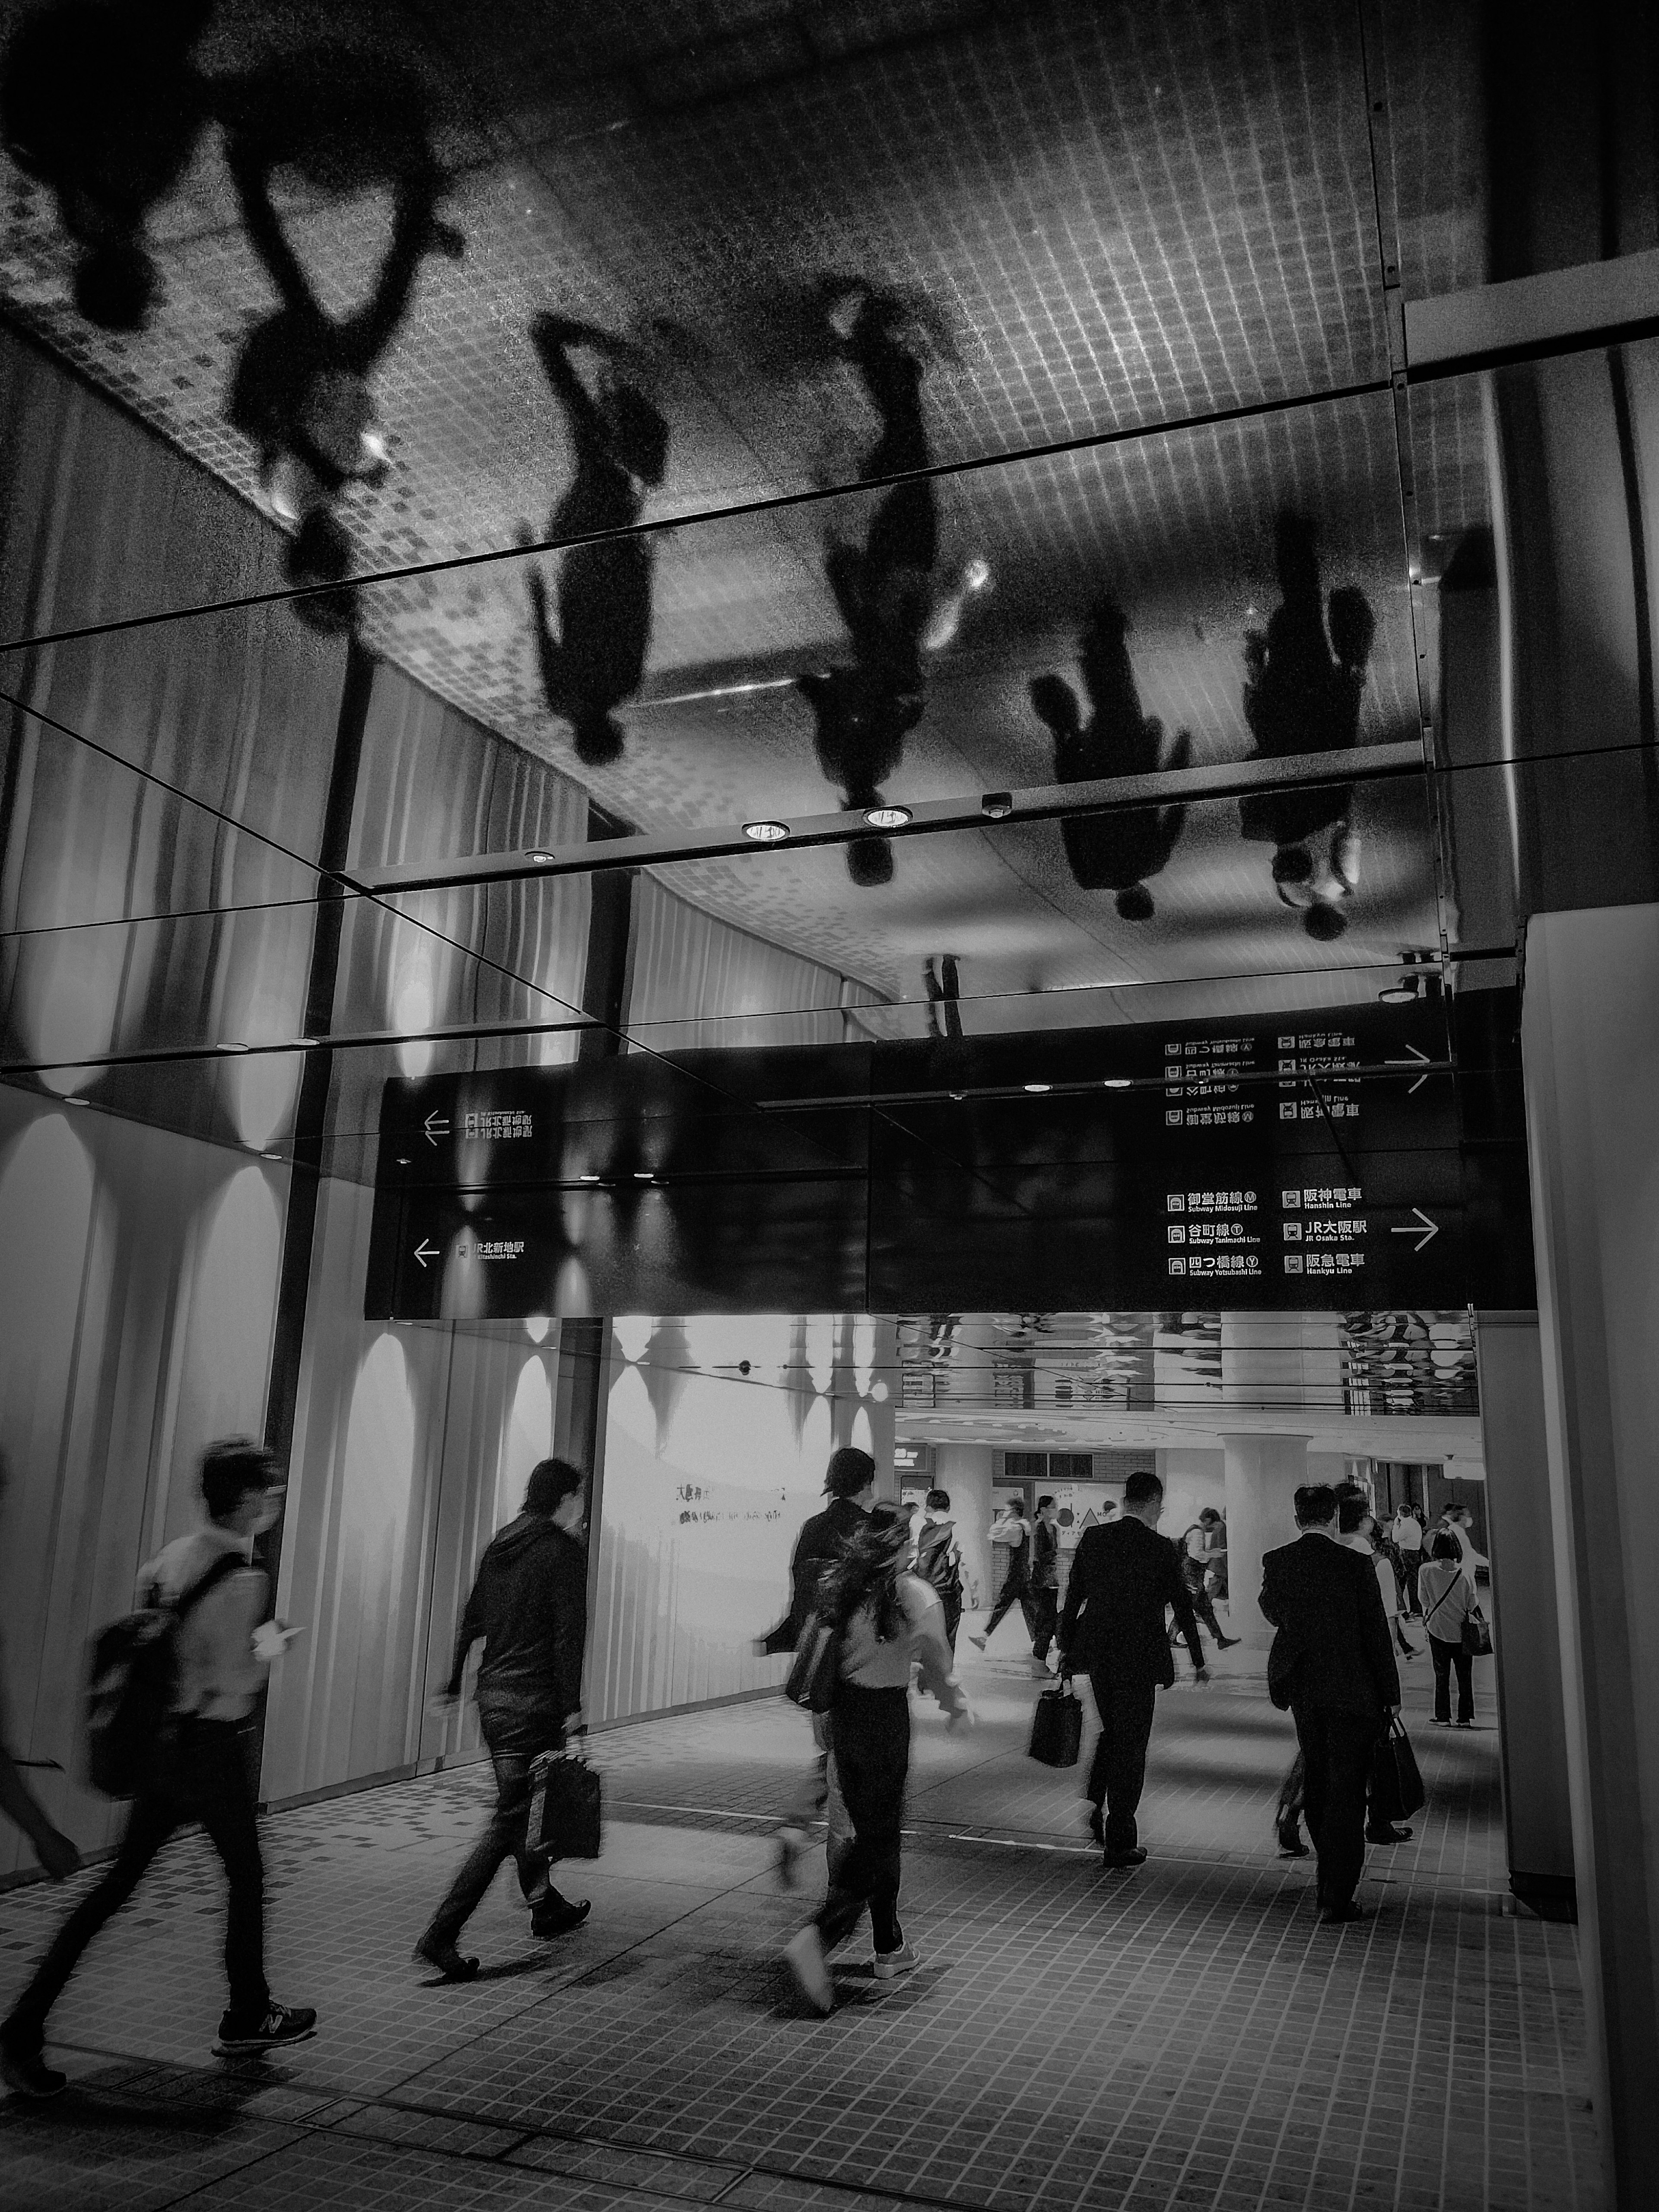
[
  {"left": 520, "top": 316, "right": 669, "bottom": 768},
  {"left": 220, "top": 50, "right": 464, "bottom": 632},
  {"left": 1030, "top": 600, "right": 1192, "bottom": 920},
  {"left": 797, "top": 285, "right": 988, "bottom": 887},
  {"left": 1237, "top": 514, "right": 1375, "bottom": 940},
  {"left": 0, "top": 0, "right": 214, "bottom": 329}
]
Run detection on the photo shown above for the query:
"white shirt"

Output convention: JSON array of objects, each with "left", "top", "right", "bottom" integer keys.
[
  {"left": 1394, "top": 1514, "right": 1422, "bottom": 1548},
  {"left": 140, "top": 1526, "right": 271, "bottom": 1721}
]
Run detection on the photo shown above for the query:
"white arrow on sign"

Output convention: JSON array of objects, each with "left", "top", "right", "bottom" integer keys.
[
  {"left": 1390, "top": 1207, "right": 1439, "bottom": 1252},
  {"left": 413, "top": 1239, "right": 440, "bottom": 1268},
  {"left": 1385, "top": 1044, "right": 1432, "bottom": 1094},
  {"left": 423, "top": 1112, "right": 451, "bottom": 1145}
]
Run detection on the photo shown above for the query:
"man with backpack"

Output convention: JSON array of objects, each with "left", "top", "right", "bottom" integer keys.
[
  {"left": 913, "top": 1489, "right": 965, "bottom": 1650},
  {"left": 0, "top": 1438, "right": 314, "bottom": 2099}
]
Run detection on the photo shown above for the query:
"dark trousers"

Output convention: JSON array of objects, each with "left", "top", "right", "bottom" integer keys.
[
  {"left": 1429, "top": 1634, "right": 1475, "bottom": 1723},
  {"left": 1030, "top": 1588, "right": 1058, "bottom": 1662},
  {"left": 815, "top": 1684, "right": 909, "bottom": 1955},
  {"left": 1292, "top": 1707, "right": 1379, "bottom": 1910},
  {"left": 983, "top": 1567, "right": 1038, "bottom": 1646},
  {"left": 4, "top": 1719, "right": 267, "bottom": 2041},
  {"left": 427, "top": 1702, "right": 569, "bottom": 1944},
  {"left": 1085, "top": 1669, "right": 1159, "bottom": 1853},
  {"left": 1398, "top": 1549, "right": 1424, "bottom": 1613},
  {"left": 941, "top": 1592, "right": 962, "bottom": 1653},
  {"left": 1183, "top": 1571, "right": 1226, "bottom": 1643}
]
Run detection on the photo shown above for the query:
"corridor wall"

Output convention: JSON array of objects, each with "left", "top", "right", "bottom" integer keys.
[{"left": 624, "top": 874, "right": 869, "bottom": 1051}]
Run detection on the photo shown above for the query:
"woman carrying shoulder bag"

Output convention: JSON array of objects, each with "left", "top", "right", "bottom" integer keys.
[
  {"left": 1419, "top": 1532, "right": 1478, "bottom": 1727},
  {"left": 783, "top": 1503, "right": 973, "bottom": 2012}
]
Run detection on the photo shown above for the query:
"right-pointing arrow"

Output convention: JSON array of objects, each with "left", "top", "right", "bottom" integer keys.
[
  {"left": 413, "top": 1239, "right": 440, "bottom": 1268},
  {"left": 1389, "top": 1207, "right": 1438, "bottom": 1253},
  {"left": 1385, "top": 1044, "right": 1432, "bottom": 1094}
]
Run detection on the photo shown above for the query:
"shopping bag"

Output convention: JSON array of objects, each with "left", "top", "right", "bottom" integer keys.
[
  {"left": 527, "top": 1745, "right": 603, "bottom": 1861},
  {"left": 1368, "top": 1715, "right": 1427, "bottom": 1824},
  {"left": 1028, "top": 1677, "right": 1083, "bottom": 1768},
  {"left": 1461, "top": 1608, "right": 1493, "bottom": 1658},
  {"left": 785, "top": 1611, "right": 840, "bottom": 1714}
]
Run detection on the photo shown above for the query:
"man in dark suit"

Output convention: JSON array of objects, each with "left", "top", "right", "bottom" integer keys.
[
  {"left": 1059, "top": 1470, "right": 1208, "bottom": 1866},
  {"left": 1259, "top": 1483, "right": 1401, "bottom": 1924},
  {"left": 758, "top": 1447, "right": 875, "bottom": 1885}
]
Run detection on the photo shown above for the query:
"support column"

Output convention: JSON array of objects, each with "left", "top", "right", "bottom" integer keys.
[
  {"left": 1220, "top": 1436, "right": 1310, "bottom": 1651},
  {"left": 1522, "top": 903, "right": 1659, "bottom": 2211},
  {"left": 1476, "top": 1309, "right": 1576, "bottom": 1920}
]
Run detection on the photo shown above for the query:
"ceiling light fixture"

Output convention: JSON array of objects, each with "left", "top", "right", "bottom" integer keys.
[
  {"left": 1101, "top": 1077, "right": 1131, "bottom": 1089},
  {"left": 743, "top": 820, "right": 790, "bottom": 843},
  {"left": 525, "top": 849, "right": 557, "bottom": 865},
  {"left": 981, "top": 791, "right": 1014, "bottom": 820},
  {"left": 1024, "top": 1081, "right": 1052, "bottom": 1093},
  {"left": 579, "top": 1173, "right": 601, "bottom": 1182},
  {"left": 862, "top": 804, "right": 912, "bottom": 830}
]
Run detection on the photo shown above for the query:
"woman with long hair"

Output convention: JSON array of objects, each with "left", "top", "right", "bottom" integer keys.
[{"left": 783, "top": 1501, "right": 972, "bottom": 2012}]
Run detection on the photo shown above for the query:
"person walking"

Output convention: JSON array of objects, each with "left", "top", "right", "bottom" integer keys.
[
  {"left": 913, "top": 1489, "right": 965, "bottom": 1651},
  {"left": 416, "top": 1458, "right": 591, "bottom": 1981},
  {"left": 1260, "top": 1484, "right": 1401, "bottom": 1924},
  {"left": 1419, "top": 1532, "right": 1478, "bottom": 1727},
  {"left": 1, "top": 1439, "right": 314, "bottom": 2099},
  {"left": 782, "top": 1503, "right": 972, "bottom": 2012},
  {"left": 1179, "top": 1515, "right": 1240, "bottom": 1650},
  {"left": 1335, "top": 1495, "right": 1415, "bottom": 1847},
  {"left": 969, "top": 1499, "right": 1040, "bottom": 1662},
  {"left": 759, "top": 1447, "right": 876, "bottom": 1885},
  {"left": 1391, "top": 1503, "right": 1424, "bottom": 1615},
  {"left": 1029, "top": 1496, "right": 1062, "bottom": 1675},
  {"left": 1058, "top": 1470, "right": 1208, "bottom": 1868}
]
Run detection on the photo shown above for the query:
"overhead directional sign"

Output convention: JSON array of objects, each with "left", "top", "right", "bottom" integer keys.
[{"left": 364, "top": 994, "right": 1533, "bottom": 1319}]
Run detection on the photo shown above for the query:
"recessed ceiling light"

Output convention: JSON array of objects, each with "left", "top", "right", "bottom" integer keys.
[
  {"left": 526, "top": 849, "right": 557, "bottom": 864},
  {"left": 743, "top": 820, "right": 790, "bottom": 843},
  {"left": 1378, "top": 979, "right": 1420, "bottom": 1003},
  {"left": 981, "top": 792, "right": 1014, "bottom": 820},
  {"left": 1024, "top": 1081, "right": 1051, "bottom": 1093},
  {"left": 1101, "top": 1077, "right": 1131, "bottom": 1089},
  {"left": 223, "top": 1042, "right": 252, "bottom": 1054},
  {"left": 579, "top": 1173, "right": 601, "bottom": 1182},
  {"left": 863, "top": 804, "right": 912, "bottom": 830},
  {"left": 633, "top": 1171, "right": 652, "bottom": 1179}
]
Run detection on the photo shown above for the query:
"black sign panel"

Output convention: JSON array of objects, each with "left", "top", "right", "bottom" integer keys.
[{"left": 365, "top": 996, "right": 1531, "bottom": 1317}]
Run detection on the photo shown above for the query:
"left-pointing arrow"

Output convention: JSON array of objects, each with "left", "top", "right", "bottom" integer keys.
[
  {"left": 423, "top": 1113, "right": 451, "bottom": 1144},
  {"left": 413, "top": 1239, "right": 440, "bottom": 1268}
]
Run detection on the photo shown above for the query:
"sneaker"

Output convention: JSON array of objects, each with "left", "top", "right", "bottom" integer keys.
[
  {"left": 413, "top": 1934, "right": 478, "bottom": 1983},
  {"left": 1366, "top": 1826, "right": 1414, "bottom": 1846},
  {"left": 1103, "top": 1846, "right": 1147, "bottom": 1869},
  {"left": 0, "top": 2029, "right": 67, "bottom": 2100},
  {"left": 774, "top": 1825, "right": 810, "bottom": 1890},
  {"left": 783, "top": 1925, "right": 834, "bottom": 2015},
  {"left": 214, "top": 2002, "right": 317, "bottom": 2055},
  {"left": 967, "top": 1634, "right": 988, "bottom": 1652},
  {"left": 1430, "top": 1717, "right": 1452, "bottom": 1727},
  {"left": 1275, "top": 1822, "right": 1310, "bottom": 1859},
  {"left": 873, "top": 1941, "right": 920, "bottom": 1980},
  {"left": 531, "top": 1898, "right": 591, "bottom": 1939}
]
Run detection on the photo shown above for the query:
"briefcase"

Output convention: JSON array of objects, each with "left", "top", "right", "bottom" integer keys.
[
  {"left": 1368, "top": 1715, "right": 1426, "bottom": 1826},
  {"left": 1028, "top": 1678, "right": 1083, "bottom": 1768},
  {"left": 527, "top": 1745, "right": 603, "bottom": 1862}
]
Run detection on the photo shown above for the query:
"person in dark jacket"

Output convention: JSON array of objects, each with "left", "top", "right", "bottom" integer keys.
[
  {"left": 1059, "top": 1471, "right": 1208, "bottom": 1866},
  {"left": 913, "top": 1488, "right": 964, "bottom": 1650},
  {"left": 760, "top": 1446, "right": 876, "bottom": 1886},
  {"left": 969, "top": 1498, "right": 1040, "bottom": 1664},
  {"left": 416, "top": 1458, "right": 591, "bottom": 1980},
  {"left": 1259, "top": 1483, "right": 1401, "bottom": 1924},
  {"left": 1028, "top": 1496, "right": 1062, "bottom": 1674}
]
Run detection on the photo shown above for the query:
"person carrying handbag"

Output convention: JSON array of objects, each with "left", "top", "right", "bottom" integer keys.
[{"left": 1418, "top": 1532, "right": 1481, "bottom": 1726}]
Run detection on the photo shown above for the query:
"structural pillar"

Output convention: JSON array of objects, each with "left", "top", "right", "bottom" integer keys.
[
  {"left": 1220, "top": 1435, "right": 1310, "bottom": 1651},
  {"left": 1522, "top": 903, "right": 1659, "bottom": 2212},
  {"left": 1476, "top": 1309, "right": 1576, "bottom": 1920}
]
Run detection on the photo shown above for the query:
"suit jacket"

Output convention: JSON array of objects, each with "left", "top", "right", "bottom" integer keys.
[
  {"left": 1058, "top": 1516, "right": 1202, "bottom": 1683},
  {"left": 1259, "top": 1531, "right": 1401, "bottom": 1716},
  {"left": 760, "top": 1495, "right": 868, "bottom": 1655},
  {"left": 1031, "top": 1519, "right": 1060, "bottom": 1590}
]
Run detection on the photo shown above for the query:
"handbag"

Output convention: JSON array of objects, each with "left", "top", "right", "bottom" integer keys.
[
  {"left": 1368, "top": 1714, "right": 1427, "bottom": 1825},
  {"left": 1461, "top": 1606, "right": 1493, "bottom": 1658},
  {"left": 1028, "top": 1675, "right": 1083, "bottom": 1768},
  {"left": 785, "top": 1610, "right": 840, "bottom": 1714},
  {"left": 527, "top": 1742, "right": 603, "bottom": 1862}
]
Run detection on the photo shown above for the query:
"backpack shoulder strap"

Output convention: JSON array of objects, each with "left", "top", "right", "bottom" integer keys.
[{"left": 172, "top": 1549, "right": 249, "bottom": 1621}]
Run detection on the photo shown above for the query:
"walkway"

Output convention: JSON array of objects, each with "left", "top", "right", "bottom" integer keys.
[{"left": 0, "top": 1635, "right": 1598, "bottom": 2212}]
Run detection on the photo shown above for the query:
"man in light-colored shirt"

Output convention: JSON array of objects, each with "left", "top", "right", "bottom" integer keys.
[{"left": 1, "top": 1439, "right": 314, "bottom": 2101}]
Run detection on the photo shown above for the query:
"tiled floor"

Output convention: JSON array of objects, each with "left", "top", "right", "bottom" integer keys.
[{"left": 0, "top": 1629, "right": 1600, "bottom": 2212}]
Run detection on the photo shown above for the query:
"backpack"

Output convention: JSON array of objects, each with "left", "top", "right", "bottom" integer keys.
[
  {"left": 915, "top": 1522, "right": 963, "bottom": 1604},
  {"left": 85, "top": 1551, "right": 247, "bottom": 1799}
]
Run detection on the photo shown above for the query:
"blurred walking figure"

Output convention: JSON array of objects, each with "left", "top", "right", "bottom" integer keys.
[
  {"left": 417, "top": 1459, "right": 591, "bottom": 1982},
  {"left": 782, "top": 1504, "right": 972, "bottom": 2012},
  {"left": 1029, "top": 1496, "right": 1062, "bottom": 1674},
  {"left": 221, "top": 46, "right": 464, "bottom": 628},
  {"left": 759, "top": 1447, "right": 876, "bottom": 1886},
  {"left": 1420, "top": 1532, "right": 1478, "bottom": 1727},
  {"left": 1179, "top": 1514, "right": 1239, "bottom": 1650},
  {"left": 1030, "top": 599, "right": 1192, "bottom": 919},
  {"left": 523, "top": 315, "right": 669, "bottom": 766},
  {"left": 913, "top": 1490, "right": 965, "bottom": 1651},
  {"left": 923, "top": 953, "right": 964, "bottom": 1039},
  {"left": 1261, "top": 1484, "right": 1400, "bottom": 1923},
  {"left": 0, "top": 1459, "right": 79, "bottom": 1890},
  {"left": 1059, "top": 1471, "right": 1208, "bottom": 1867},
  {"left": 798, "top": 283, "right": 987, "bottom": 886},
  {"left": 1391, "top": 1502, "right": 1425, "bottom": 1615},
  {"left": 1237, "top": 514, "right": 1375, "bottom": 940},
  {"left": 969, "top": 1498, "right": 1039, "bottom": 1665},
  {"left": 0, "top": 0, "right": 213, "bottom": 328},
  {"left": 1, "top": 1440, "right": 312, "bottom": 2100}
]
